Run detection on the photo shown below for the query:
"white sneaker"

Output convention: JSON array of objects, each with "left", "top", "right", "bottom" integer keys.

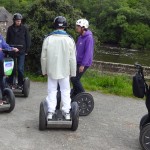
[
  {"left": 63, "top": 112, "right": 71, "bottom": 120},
  {"left": 47, "top": 112, "right": 54, "bottom": 121}
]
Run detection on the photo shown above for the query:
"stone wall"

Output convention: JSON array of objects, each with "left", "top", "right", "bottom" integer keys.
[
  {"left": 92, "top": 60, "right": 150, "bottom": 76},
  {"left": 0, "top": 7, "right": 13, "bottom": 38},
  {"left": 0, "top": 22, "right": 7, "bottom": 38}
]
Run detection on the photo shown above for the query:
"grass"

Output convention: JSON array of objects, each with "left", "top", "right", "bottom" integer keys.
[
  {"left": 25, "top": 72, "right": 47, "bottom": 82},
  {"left": 25, "top": 69, "right": 133, "bottom": 97},
  {"left": 81, "top": 70, "right": 133, "bottom": 97}
]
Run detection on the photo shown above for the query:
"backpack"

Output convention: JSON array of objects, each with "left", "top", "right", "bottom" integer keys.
[{"left": 132, "top": 73, "right": 145, "bottom": 98}]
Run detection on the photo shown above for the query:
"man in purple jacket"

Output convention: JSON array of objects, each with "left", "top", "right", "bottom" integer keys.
[
  {"left": 0, "top": 34, "right": 18, "bottom": 105},
  {"left": 71, "top": 19, "right": 94, "bottom": 96}
]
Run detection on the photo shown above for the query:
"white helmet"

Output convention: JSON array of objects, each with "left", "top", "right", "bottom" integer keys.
[{"left": 76, "top": 19, "right": 89, "bottom": 29}]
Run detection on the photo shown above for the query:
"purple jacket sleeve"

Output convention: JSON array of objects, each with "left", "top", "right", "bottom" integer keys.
[
  {"left": 1, "top": 36, "right": 13, "bottom": 51},
  {"left": 81, "top": 36, "right": 94, "bottom": 66}
]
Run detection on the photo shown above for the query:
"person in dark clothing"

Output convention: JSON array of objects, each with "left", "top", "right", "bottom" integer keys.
[
  {"left": 6, "top": 13, "right": 31, "bottom": 89},
  {"left": 71, "top": 19, "right": 94, "bottom": 96}
]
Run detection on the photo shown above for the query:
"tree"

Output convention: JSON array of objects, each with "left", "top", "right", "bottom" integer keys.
[{"left": 25, "top": 0, "right": 82, "bottom": 72}]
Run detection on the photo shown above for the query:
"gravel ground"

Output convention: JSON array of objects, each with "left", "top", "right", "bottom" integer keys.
[{"left": 0, "top": 82, "right": 146, "bottom": 150}]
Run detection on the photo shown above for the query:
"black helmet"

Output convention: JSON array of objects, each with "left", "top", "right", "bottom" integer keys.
[
  {"left": 54, "top": 16, "right": 67, "bottom": 28},
  {"left": 13, "top": 13, "right": 23, "bottom": 21}
]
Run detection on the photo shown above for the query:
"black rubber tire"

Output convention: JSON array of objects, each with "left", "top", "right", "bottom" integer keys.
[
  {"left": 39, "top": 102, "right": 47, "bottom": 131},
  {"left": 72, "top": 92, "right": 94, "bottom": 116},
  {"left": 23, "top": 77, "right": 30, "bottom": 97},
  {"left": 139, "top": 123, "right": 150, "bottom": 150},
  {"left": 140, "top": 114, "right": 150, "bottom": 130},
  {"left": 71, "top": 102, "right": 79, "bottom": 131},
  {"left": 3, "top": 88, "right": 15, "bottom": 113}
]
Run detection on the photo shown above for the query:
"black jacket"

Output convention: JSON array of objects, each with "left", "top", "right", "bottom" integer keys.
[{"left": 6, "top": 24, "right": 31, "bottom": 54}]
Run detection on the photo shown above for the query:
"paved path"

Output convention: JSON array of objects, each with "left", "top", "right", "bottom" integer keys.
[{"left": 0, "top": 82, "right": 146, "bottom": 150}]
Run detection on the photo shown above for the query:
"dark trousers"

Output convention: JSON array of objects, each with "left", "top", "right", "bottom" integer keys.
[
  {"left": 0, "top": 60, "right": 4, "bottom": 99},
  {"left": 71, "top": 65, "right": 88, "bottom": 95},
  {"left": 8, "top": 54, "right": 25, "bottom": 86}
]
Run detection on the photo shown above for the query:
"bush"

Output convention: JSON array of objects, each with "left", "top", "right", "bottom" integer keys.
[{"left": 24, "top": 0, "right": 82, "bottom": 72}]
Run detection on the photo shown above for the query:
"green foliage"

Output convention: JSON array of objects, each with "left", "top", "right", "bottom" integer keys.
[
  {"left": 24, "top": 0, "right": 82, "bottom": 71},
  {"left": 0, "top": 0, "right": 33, "bottom": 13},
  {"left": 1, "top": 0, "right": 150, "bottom": 71},
  {"left": 71, "top": 0, "right": 150, "bottom": 49}
]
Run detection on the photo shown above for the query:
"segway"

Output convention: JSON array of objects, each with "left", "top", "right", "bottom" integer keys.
[
  {"left": 0, "top": 55, "right": 15, "bottom": 113},
  {"left": 2, "top": 46, "right": 30, "bottom": 97},
  {"left": 133, "top": 63, "right": 150, "bottom": 150},
  {"left": 39, "top": 99, "right": 79, "bottom": 131}
]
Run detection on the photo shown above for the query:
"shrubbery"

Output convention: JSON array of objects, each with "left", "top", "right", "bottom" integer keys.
[{"left": 1, "top": 0, "right": 150, "bottom": 71}]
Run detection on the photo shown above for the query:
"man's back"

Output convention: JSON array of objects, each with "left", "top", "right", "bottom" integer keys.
[{"left": 41, "top": 33, "right": 76, "bottom": 79}]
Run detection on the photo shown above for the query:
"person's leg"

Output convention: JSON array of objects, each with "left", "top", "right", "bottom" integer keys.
[
  {"left": 17, "top": 54, "right": 25, "bottom": 86},
  {"left": 0, "top": 60, "right": 3, "bottom": 104},
  {"left": 59, "top": 76, "right": 71, "bottom": 117},
  {"left": 71, "top": 65, "right": 88, "bottom": 94},
  {"left": 46, "top": 76, "right": 58, "bottom": 113}
]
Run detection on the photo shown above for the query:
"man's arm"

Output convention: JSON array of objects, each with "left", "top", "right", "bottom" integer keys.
[
  {"left": 69, "top": 39, "right": 77, "bottom": 77},
  {"left": 41, "top": 38, "right": 47, "bottom": 75},
  {"left": 6, "top": 27, "right": 10, "bottom": 44},
  {"left": 81, "top": 36, "right": 94, "bottom": 66},
  {"left": 1, "top": 35, "right": 12, "bottom": 50}
]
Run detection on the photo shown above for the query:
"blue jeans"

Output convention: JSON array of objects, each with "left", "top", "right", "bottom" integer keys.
[
  {"left": 71, "top": 65, "right": 88, "bottom": 95},
  {"left": 8, "top": 54, "right": 25, "bottom": 86}
]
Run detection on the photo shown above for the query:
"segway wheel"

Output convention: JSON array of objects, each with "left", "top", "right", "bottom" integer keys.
[
  {"left": 140, "top": 114, "right": 150, "bottom": 130},
  {"left": 139, "top": 123, "right": 150, "bottom": 150},
  {"left": 72, "top": 93, "right": 94, "bottom": 116},
  {"left": 23, "top": 77, "right": 30, "bottom": 97},
  {"left": 71, "top": 102, "right": 79, "bottom": 131},
  {"left": 3, "top": 88, "right": 15, "bottom": 113},
  {"left": 39, "top": 102, "right": 47, "bottom": 131}
]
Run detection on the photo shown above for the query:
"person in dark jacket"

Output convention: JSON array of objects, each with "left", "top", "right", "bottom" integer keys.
[
  {"left": 71, "top": 19, "right": 94, "bottom": 96},
  {"left": 6, "top": 13, "right": 31, "bottom": 89}
]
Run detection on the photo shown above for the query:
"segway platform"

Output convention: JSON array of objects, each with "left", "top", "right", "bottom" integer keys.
[
  {"left": 39, "top": 100, "right": 79, "bottom": 131},
  {"left": 0, "top": 104, "right": 10, "bottom": 112},
  {"left": 47, "top": 110, "right": 72, "bottom": 128}
]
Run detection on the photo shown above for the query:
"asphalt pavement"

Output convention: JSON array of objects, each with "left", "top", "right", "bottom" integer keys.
[{"left": 0, "top": 82, "right": 146, "bottom": 150}]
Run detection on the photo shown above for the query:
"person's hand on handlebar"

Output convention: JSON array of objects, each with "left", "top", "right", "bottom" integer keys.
[
  {"left": 12, "top": 48, "right": 19, "bottom": 52},
  {"left": 0, "top": 48, "right": 2, "bottom": 51}
]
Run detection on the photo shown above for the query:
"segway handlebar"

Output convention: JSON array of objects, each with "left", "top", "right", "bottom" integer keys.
[
  {"left": 134, "top": 63, "right": 144, "bottom": 75},
  {"left": 134, "top": 63, "right": 143, "bottom": 70},
  {"left": 2, "top": 49, "right": 15, "bottom": 54},
  {"left": 10, "top": 45, "right": 23, "bottom": 50}
]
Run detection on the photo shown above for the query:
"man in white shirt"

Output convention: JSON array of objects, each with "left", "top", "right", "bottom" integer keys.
[{"left": 41, "top": 16, "right": 76, "bottom": 120}]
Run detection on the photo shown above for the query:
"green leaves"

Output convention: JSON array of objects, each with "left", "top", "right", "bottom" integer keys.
[{"left": 24, "top": 0, "right": 82, "bottom": 71}]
